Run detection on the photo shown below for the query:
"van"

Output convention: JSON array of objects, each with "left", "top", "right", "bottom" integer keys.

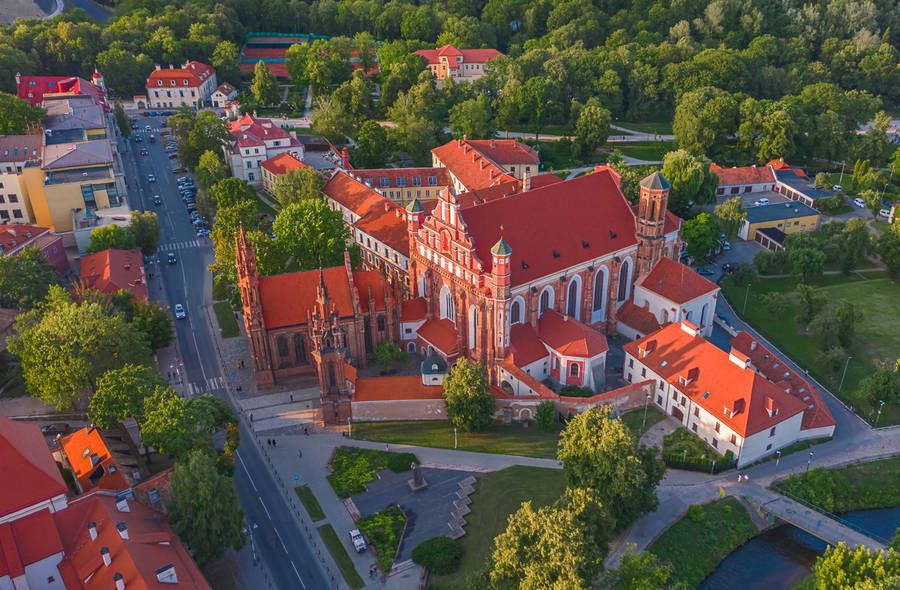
[
  {"left": 879, "top": 209, "right": 892, "bottom": 218},
  {"left": 853, "top": 198, "right": 866, "bottom": 208}
]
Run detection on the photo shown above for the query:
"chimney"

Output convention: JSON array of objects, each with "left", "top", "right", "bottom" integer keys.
[
  {"left": 88, "top": 521, "right": 97, "bottom": 540},
  {"left": 168, "top": 64, "right": 173, "bottom": 70},
  {"left": 156, "top": 563, "right": 178, "bottom": 584},
  {"left": 101, "top": 547, "right": 111, "bottom": 567},
  {"left": 680, "top": 320, "right": 698, "bottom": 337},
  {"left": 523, "top": 168, "right": 531, "bottom": 192},
  {"left": 116, "top": 498, "right": 130, "bottom": 512},
  {"left": 114, "top": 572, "right": 125, "bottom": 590},
  {"left": 341, "top": 146, "right": 350, "bottom": 169},
  {"left": 765, "top": 397, "right": 779, "bottom": 417},
  {"left": 728, "top": 350, "right": 749, "bottom": 370},
  {"left": 490, "top": 139, "right": 496, "bottom": 148},
  {"left": 383, "top": 201, "right": 390, "bottom": 212},
  {"left": 750, "top": 340, "right": 758, "bottom": 351},
  {"left": 116, "top": 521, "right": 128, "bottom": 540},
  {"left": 155, "top": 64, "right": 161, "bottom": 71}
]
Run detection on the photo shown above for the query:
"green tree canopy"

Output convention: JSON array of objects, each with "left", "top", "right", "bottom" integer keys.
[
  {"left": 557, "top": 406, "right": 665, "bottom": 530},
  {"left": 110, "top": 289, "right": 173, "bottom": 351},
  {"left": 87, "top": 224, "right": 136, "bottom": 254},
  {"left": 351, "top": 120, "right": 390, "bottom": 168},
  {"left": 0, "top": 246, "right": 60, "bottom": 309},
  {"left": 211, "top": 41, "right": 240, "bottom": 85},
  {"left": 251, "top": 60, "right": 281, "bottom": 106},
  {"left": 714, "top": 196, "right": 747, "bottom": 240},
  {"left": 141, "top": 387, "right": 196, "bottom": 457},
  {"left": 681, "top": 212, "right": 720, "bottom": 262},
  {"left": 169, "top": 450, "right": 245, "bottom": 566},
  {"left": 449, "top": 94, "right": 496, "bottom": 140},
  {"left": 0, "top": 92, "right": 45, "bottom": 135},
  {"left": 789, "top": 247, "right": 826, "bottom": 283},
  {"left": 195, "top": 150, "right": 229, "bottom": 191},
  {"left": 89, "top": 364, "right": 168, "bottom": 429},
  {"left": 170, "top": 108, "right": 232, "bottom": 170},
  {"left": 272, "top": 166, "right": 324, "bottom": 206},
  {"left": 130, "top": 210, "right": 160, "bottom": 256},
  {"left": 114, "top": 101, "right": 131, "bottom": 138},
  {"left": 599, "top": 549, "right": 683, "bottom": 590},
  {"left": 312, "top": 95, "right": 355, "bottom": 145},
  {"left": 673, "top": 86, "right": 739, "bottom": 159},
  {"left": 272, "top": 199, "right": 353, "bottom": 271},
  {"left": 660, "top": 149, "right": 719, "bottom": 215},
  {"left": 573, "top": 103, "right": 612, "bottom": 159},
  {"left": 441, "top": 358, "right": 495, "bottom": 432},
  {"left": 810, "top": 543, "right": 900, "bottom": 590}
]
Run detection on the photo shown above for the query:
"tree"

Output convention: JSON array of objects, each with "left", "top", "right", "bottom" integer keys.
[
  {"left": 130, "top": 210, "right": 160, "bottom": 256},
  {"left": 573, "top": 104, "right": 612, "bottom": 160},
  {"left": 442, "top": 358, "right": 495, "bottom": 432},
  {"left": 172, "top": 109, "right": 232, "bottom": 170},
  {"left": 351, "top": 120, "right": 390, "bottom": 168},
  {"left": 141, "top": 387, "right": 196, "bottom": 457},
  {"left": 661, "top": 150, "right": 719, "bottom": 214},
  {"left": 760, "top": 292, "right": 792, "bottom": 319},
  {"left": 730, "top": 262, "right": 757, "bottom": 287},
  {"left": 518, "top": 76, "right": 562, "bottom": 140},
  {"left": 789, "top": 248, "right": 826, "bottom": 283},
  {"left": 311, "top": 95, "right": 354, "bottom": 145},
  {"left": 494, "top": 79, "right": 520, "bottom": 138},
  {"left": 87, "top": 224, "right": 136, "bottom": 253},
  {"left": 8, "top": 286, "right": 151, "bottom": 410},
  {"left": 673, "top": 86, "right": 739, "bottom": 158},
  {"left": 795, "top": 283, "right": 827, "bottom": 326},
  {"left": 857, "top": 363, "right": 900, "bottom": 406},
  {"left": 211, "top": 41, "right": 240, "bottom": 85},
  {"left": 272, "top": 167, "right": 324, "bottom": 206},
  {"left": 681, "top": 213, "right": 720, "bottom": 262},
  {"left": 411, "top": 537, "right": 463, "bottom": 575},
  {"left": 557, "top": 406, "right": 665, "bottom": 529},
  {"left": 169, "top": 450, "right": 245, "bottom": 566},
  {"left": 0, "top": 247, "right": 60, "bottom": 309},
  {"left": 114, "top": 101, "right": 131, "bottom": 138},
  {"left": 195, "top": 150, "right": 228, "bottom": 191},
  {"left": 598, "top": 548, "right": 682, "bottom": 590},
  {"left": 809, "top": 543, "right": 900, "bottom": 590},
  {"left": 536, "top": 400, "right": 555, "bottom": 432},
  {"left": 374, "top": 341, "right": 408, "bottom": 373},
  {"left": 0, "top": 92, "right": 45, "bottom": 135},
  {"left": 110, "top": 290, "right": 173, "bottom": 351},
  {"left": 879, "top": 229, "right": 900, "bottom": 277},
  {"left": 251, "top": 60, "right": 280, "bottom": 106},
  {"left": 272, "top": 200, "right": 353, "bottom": 271},
  {"left": 714, "top": 196, "right": 747, "bottom": 240},
  {"left": 89, "top": 364, "right": 168, "bottom": 429},
  {"left": 449, "top": 95, "right": 496, "bottom": 140}
]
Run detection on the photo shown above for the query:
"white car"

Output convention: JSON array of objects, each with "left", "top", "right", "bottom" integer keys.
[
  {"left": 833, "top": 185, "right": 843, "bottom": 191},
  {"left": 349, "top": 529, "right": 366, "bottom": 553},
  {"left": 174, "top": 304, "right": 186, "bottom": 319},
  {"left": 879, "top": 209, "right": 892, "bottom": 218},
  {"left": 754, "top": 198, "right": 770, "bottom": 206},
  {"left": 853, "top": 198, "right": 866, "bottom": 208}
]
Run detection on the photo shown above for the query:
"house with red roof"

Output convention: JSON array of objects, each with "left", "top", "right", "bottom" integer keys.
[
  {"left": 711, "top": 163, "right": 776, "bottom": 197},
  {"left": 0, "top": 223, "right": 69, "bottom": 274},
  {"left": 415, "top": 45, "right": 503, "bottom": 83},
  {"left": 15, "top": 70, "right": 109, "bottom": 112},
  {"left": 145, "top": 61, "right": 217, "bottom": 110},
  {"left": 431, "top": 138, "right": 539, "bottom": 192},
  {"left": 210, "top": 81, "right": 237, "bottom": 108},
  {"left": 348, "top": 168, "right": 452, "bottom": 207},
  {"left": 79, "top": 248, "right": 147, "bottom": 301},
  {"left": 260, "top": 152, "right": 310, "bottom": 193},
  {"left": 623, "top": 320, "right": 832, "bottom": 467},
  {"left": 57, "top": 427, "right": 130, "bottom": 494},
  {"left": 226, "top": 113, "right": 303, "bottom": 184}
]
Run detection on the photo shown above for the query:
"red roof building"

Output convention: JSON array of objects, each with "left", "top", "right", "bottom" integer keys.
[
  {"left": 15, "top": 71, "right": 109, "bottom": 111},
  {"left": 145, "top": 61, "right": 217, "bottom": 110},
  {"left": 58, "top": 427, "right": 129, "bottom": 493},
  {"left": 348, "top": 168, "right": 452, "bottom": 207},
  {"left": 711, "top": 163, "right": 776, "bottom": 196},
  {"left": 431, "top": 138, "right": 533, "bottom": 192},
  {"left": 415, "top": 45, "right": 503, "bottom": 82},
  {"left": 210, "top": 81, "right": 237, "bottom": 107},
  {"left": 623, "top": 321, "right": 824, "bottom": 467},
  {"left": 228, "top": 114, "right": 303, "bottom": 185},
  {"left": 0, "top": 224, "right": 69, "bottom": 274},
  {"left": 80, "top": 248, "right": 147, "bottom": 301},
  {"left": 0, "top": 414, "right": 68, "bottom": 521},
  {"left": 260, "top": 152, "right": 310, "bottom": 193}
]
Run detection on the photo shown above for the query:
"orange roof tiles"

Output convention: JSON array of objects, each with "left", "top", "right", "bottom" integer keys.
[
  {"left": 354, "top": 199, "right": 412, "bottom": 255},
  {"left": 415, "top": 45, "right": 503, "bottom": 67},
  {"left": 616, "top": 300, "right": 662, "bottom": 336},
  {"left": 538, "top": 309, "right": 608, "bottom": 358},
  {"left": 0, "top": 224, "right": 50, "bottom": 255},
  {"left": 529, "top": 172, "right": 563, "bottom": 189},
  {"left": 261, "top": 152, "right": 309, "bottom": 176},
  {"left": 60, "top": 427, "right": 128, "bottom": 492},
  {"left": 324, "top": 171, "right": 386, "bottom": 217},
  {"left": 80, "top": 248, "right": 147, "bottom": 301},
  {"left": 146, "top": 61, "right": 214, "bottom": 88},
  {"left": 400, "top": 297, "right": 427, "bottom": 322},
  {"left": 431, "top": 139, "right": 519, "bottom": 191},
  {"left": 350, "top": 168, "right": 451, "bottom": 189},
  {"left": 0, "top": 414, "right": 66, "bottom": 518},
  {"left": 509, "top": 323, "right": 548, "bottom": 366},
  {"left": 462, "top": 139, "right": 539, "bottom": 165},
  {"left": 354, "top": 376, "right": 443, "bottom": 401},
  {"left": 623, "top": 322, "right": 806, "bottom": 437},
  {"left": 416, "top": 318, "right": 459, "bottom": 355},
  {"left": 460, "top": 170, "right": 637, "bottom": 285},
  {"left": 635, "top": 257, "right": 719, "bottom": 305},
  {"left": 710, "top": 163, "right": 775, "bottom": 186},
  {"left": 455, "top": 179, "right": 521, "bottom": 209}
]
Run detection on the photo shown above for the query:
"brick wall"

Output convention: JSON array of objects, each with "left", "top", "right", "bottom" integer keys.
[{"left": 493, "top": 379, "right": 655, "bottom": 422}]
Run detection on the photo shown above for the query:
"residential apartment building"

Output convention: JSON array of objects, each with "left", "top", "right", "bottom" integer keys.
[
  {"left": 0, "top": 223, "right": 69, "bottom": 273},
  {"left": 415, "top": 45, "right": 502, "bottom": 82},
  {"left": 79, "top": 248, "right": 148, "bottom": 300},
  {"left": 430, "top": 138, "right": 539, "bottom": 192},
  {"left": 0, "top": 135, "right": 42, "bottom": 223},
  {"left": 739, "top": 201, "right": 821, "bottom": 248},
  {"left": 145, "top": 61, "right": 217, "bottom": 109},
  {"left": 227, "top": 113, "right": 303, "bottom": 184},
  {"left": 260, "top": 152, "right": 309, "bottom": 193},
  {"left": 347, "top": 168, "right": 452, "bottom": 207},
  {"left": 16, "top": 69, "right": 109, "bottom": 112}
]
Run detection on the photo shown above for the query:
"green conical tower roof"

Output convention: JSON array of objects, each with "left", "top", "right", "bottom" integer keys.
[
  {"left": 405, "top": 198, "right": 425, "bottom": 213},
  {"left": 640, "top": 171, "right": 670, "bottom": 190},
  {"left": 491, "top": 237, "right": 512, "bottom": 256}
]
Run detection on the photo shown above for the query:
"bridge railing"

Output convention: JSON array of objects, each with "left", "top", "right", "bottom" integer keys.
[{"left": 773, "top": 489, "right": 891, "bottom": 546}]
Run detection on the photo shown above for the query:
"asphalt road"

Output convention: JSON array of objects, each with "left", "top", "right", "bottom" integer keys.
[{"left": 118, "top": 119, "right": 329, "bottom": 590}]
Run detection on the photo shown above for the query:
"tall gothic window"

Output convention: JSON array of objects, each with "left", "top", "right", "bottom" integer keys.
[
  {"left": 510, "top": 300, "right": 521, "bottom": 324},
  {"left": 277, "top": 335, "right": 289, "bottom": 357},
  {"left": 293, "top": 334, "right": 306, "bottom": 364},
  {"left": 539, "top": 290, "right": 550, "bottom": 315},
  {"left": 567, "top": 280, "right": 578, "bottom": 318},
  {"left": 593, "top": 269, "right": 606, "bottom": 312},
  {"left": 617, "top": 259, "right": 631, "bottom": 302}
]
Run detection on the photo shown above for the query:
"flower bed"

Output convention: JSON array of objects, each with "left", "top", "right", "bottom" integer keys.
[
  {"left": 327, "top": 446, "right": 418, "bottom": 498},
  {"left": 357, "top": 506, "right": 406, "bottom": 572}
]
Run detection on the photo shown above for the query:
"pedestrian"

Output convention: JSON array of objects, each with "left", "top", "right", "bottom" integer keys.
[
  {"left": 167, "top": 371, "right": 171, "bottom": 379},
  {"left": 744, "top": 474, "right": 750, "bottom": 482},
  {"left": 249, "top": 413, "right": 254, "bottom": 423},
  {"left": 304, "top": 427, "right": 309, "bottom": 436},
  {"left": 290, "top": 392, "right": 294, "bottom": 402},
  {"left": 273, "top": 439, "right": 277, "bottom": 447},
  {"left": 738, "top": 472, "right": 743, "bottom": 483}
]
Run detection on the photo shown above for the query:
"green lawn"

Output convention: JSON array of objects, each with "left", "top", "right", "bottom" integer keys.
[
  {"left": 649, "top": 497, "right": 757, "bottom": 588},
  {"left": 873, "top": 220, "right": 891, "bottom": 234},
  {"left": 616, "top": 120, "right": 673, "bottom": 135},
  {"left": 295, "top": 486, "right": 325, "bottom": 522},
  {"left": 317, "top": 524, "right": 365, "bottom": 590},
  {"left": 327, "top": 446, "right": 417, "bottom": 498},
  {"left": 775, "top": 455, "right": 900, "bottom": 513},
  {"left": 620, "top": 405, "right": 666, "bottom": 440},
  {"left": 609, "top": 141, "right": 673, "bottom": 161},
  {"left": 212, "top": 301, "right": 239, "bottom": 338},
  {"left": 252, "top": 188, "right": 279, "bottom": 217},
  {"left": 745, "top": 437, "right": 832, "bottom": 468},
  {"left": 427, "top": 466, "right": 567, "bottom": 590},
  {"left": 721, "top": 274, "right": 900, "bottom": 426},
  {"left": 662, "top": 426, "right": 716, "bottom": 461}
]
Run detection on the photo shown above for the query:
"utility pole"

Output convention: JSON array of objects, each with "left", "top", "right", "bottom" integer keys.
[
  {"left": 641, "top": 393, "right": 652, "bottom": 431},
  {"left": 838, "top": 356, "right": 853, "bottom": 392},
  {"left": 743, "top": 283, "right": 751, "bottom": 315},
  {"left": 875, "top": 400, "right": 885, "bottom": 428}
]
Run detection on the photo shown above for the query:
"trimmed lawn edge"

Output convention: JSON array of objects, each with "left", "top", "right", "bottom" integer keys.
[
  {"left": 295, "top": 485, "right": 325, "bottom": 522},
  {"left": 212, "top": 301, "right": 239, "bottom": 338},
  {"left": 317, "top": 524, "right": 365, "bottom": 590}
]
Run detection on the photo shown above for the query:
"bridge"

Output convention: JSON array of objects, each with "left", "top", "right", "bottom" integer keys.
[{"left": 741, "top": 483, "right": 887, "bottom": 551}]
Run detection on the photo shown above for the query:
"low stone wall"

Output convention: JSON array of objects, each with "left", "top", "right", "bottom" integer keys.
[
  {"left": 493, "top": 379, "right": 655, "bottom": 422},
  {"left": 351, "top": 399, "right": 447, "bottom": 421}
]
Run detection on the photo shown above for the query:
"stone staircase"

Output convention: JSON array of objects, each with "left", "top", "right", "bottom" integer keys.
[{"left": 447, "top": 476, "right": 476, "bottom": 539}]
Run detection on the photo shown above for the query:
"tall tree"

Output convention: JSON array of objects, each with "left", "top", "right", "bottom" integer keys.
[
  {"left": 311, "top": 95, "right": 355, "bottom": 145},
  {"left": 599, "top": 549, "right": 682, "bottom": 589},
  {"left": 130, "top": 210, "right": 160, "bottom": 256},
  {"left": 211, "top": 41, "right": 240, "bottom": 85},
  {"left": 195, "top": 150, "right": 228, "bottom": 191},
  {"left": 0, "top": 247, "right": 60, "bottom": 309},
  {"left": 86, "top": 224, "right": 136, "bottom": 254},
  {"left": 114, "top": 101, "right": 131, "bottom": 138},
  {"left": 789, "top": 248, "right": 826, "bottom": 283},
  {"left": 169, "top": 450, "right": 245, "bottom": 565},
  {"left": 879, "top": 229, "right": 900, "bottom": 277},
  {"left": 141, "top": 387, "right": 196, "bottom": 457},
  {"left": 0, "top": 92, "right": 45, "bottom": 135},
  {"left": 518, "top": 76, "right": 561, "bottom": 140},
  {"left": 351, "top": 120, "right": 390, "bottom": 168},
  {"left": 714, "top": 196, "right": 747, "bottom": 240},
  {"left": 673, "top": 86, "right": 739, "bottom": 158},
  {"left": 449, "top": 95, "right": 496, "bottom": 140},
  {"left": 681, "top": 212, "right": 720, "bottom": 262},
  {"left": 573, "top": 104, "right": 612, "bottom": 160},
  {"left": 272, "top": 166, "right": 324, "bottom": 206},
  {"left": 557, "top": 406, "right": 665, "bottom": 529},
  {"left": 89, "top": 364, "right": 168, "bottom": 429},
  {"left": 251, "top": 60, "right": 281, "bottom": 107},
  {"left": 110, "top": 290, "right": 173, "bottom": 351},
  {"left": 272, "top": 199, "right": 353, "bottom": 271},
  {"left": 441, "top": 358, "right": 495, "bottom": 432},
  {"left": 660, "top": 149, "right": 719, "bottom": 215},
  {"left": 810, "top": 543, "right": 900, "bottom": 590},
  {"left": 173, "top": 109, "right": 232, "bottom": 170}
]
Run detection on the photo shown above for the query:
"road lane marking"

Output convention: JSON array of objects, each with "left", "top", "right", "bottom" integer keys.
[
  {"left": 236, "top": 452, "right": 259, "bottom": 493},
  {"left": 274, "top": 528, "right": 288, "bottom": 553},
  {"left": 259, "top": 497, "right": 272, "bottom": 520},
  {"left": 290, "top": 560, "right": 307, "bottom": 589}
]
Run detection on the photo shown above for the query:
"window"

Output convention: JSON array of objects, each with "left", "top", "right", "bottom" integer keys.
[
  {"left": 693, "top": 407, "right": 699, "bottom": 417},
  {"left": 744, "top": 186, "right": 752, "bottom": 193},
  {"left": 8, "top": 194, "right": 16, "bottom": 203},
  {"left": 567, "top": 279, "right": 578, "bottom": 317},
  {"left": 715, "top": 422, "right": 720, "bottom": 433},
  {"left": 413, "top": 176, "right": 421, "bottom": 186},
  {"left": 628, "top": 359, "right": 634, "bottom": 368},
  {"left": 428, "top": 176, "right": 437, "bottom": 185},
  {"left": 731, "top": 434, "right": 737, "bottom": 444},
  {"left": 0, "top": 195, "right": 4, "bottom": 203},
  {"left": 730, "top": 187, "right": 739, "bottom": 194},
  {"left": 397, "top": 177, "right": 406, "bottom": 187},
  {"left": 510, "top": 300, "right": 521, "bottom": 324},
  {"left": 658, "top": 379, "right": 664, "bottom": 391},
  {"left": 717, "top": 188, "right": 724, "bottom": 195},
  {"left": 769, "top": 426, "right": 776, "bottom": 437},
  {"left": 377, "top": 315, "right": 385, "bottom": 331},
  {"left": 12, "top": 210, "right": 22, "bottom": 219},
  {"left": 539, "top": 289, "right": 551, "bottom": 315},
  {"left": 81, "top": 184, "right": 96, "bottom": 209},
  {"left": 641, "top": 368, "right": 646, "bottom": 377},
  {"left": 593, "top": 268, "right": 607, "bottom": 314},
  {"left": 657, "top": 395, "right": 663, "bottom": 405},
  {"left": 766, "top": 443, "right": 772, "bottom": 451},
  {"left": 277, "top": 336, "right": 289, "bottom": 357},
  {"left": 380, "top": 177, "right": 390, "bottom": 187},
  {"left": 691, "top": 423, "right": 698, "bottom": 432},
  {"left": 680, "top": 396, "right": 686, "bottom": 406},
  {"left": 713, "top": 439, "right": 719, "bottom": 448},
  {"left": 617, "top": 259, "right": 631, "bottom": 302},
  {"left": 248, "top": 172, "right": 254, "bottom": 181},
  {"left": 569, "top": 363, "right": 579, "bottom": 377},
  {"left": 0, "top": 211, "right": 8, "bottom": 219}
]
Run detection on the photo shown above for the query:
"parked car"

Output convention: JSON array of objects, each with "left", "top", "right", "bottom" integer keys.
[
  {"left": 853, "top": 198, "right": 866, "bottom": 208},
  {"left": 134, "top": 135, "right": 142, "bottom": 143},
  {"left": 174, "top": 304, "right": 186, "bottom": 319},
  {"left": 833, "top": 184, "right": 843, "bottom": 191},
  {"left": 165, "top": 144, "right": 177, "bottom": 152},
  {"left": 140, "top": 149, "right": 148, "bottom": 156},
  {"left": 349, "top": 529, "right": 366, "bottom": 553},
  {"left": 168, "top": 252, "right": 177, "bottom": 264},
  {"left": 148, "top": 134, "right": 155, "bottom": 143},
  {"left": 197, "top": 228, "right": 210, "bottom": 237},
  {"left": 168, "top": 153, "right": 178, "bottom": 160},
  {"left": 721, "top": 241, "right": 732, "bottom": 251},
  {"left": 879, "top": 208, "right": 892, "bottom": 218},
  {"left": 153, "top": 195, "right": 162, "bottom": 205},
  {"left": 696, "top": 267, "right": 715, "bottom": 276},
  {"left": 753, "top": 198, "right": 770, "bottom": 206},
  {"left": 722, "top": 263, "right": 734, "bottom": 273},
  {"left": 41, "top": 423, "right": 70, "bottom": 435}
]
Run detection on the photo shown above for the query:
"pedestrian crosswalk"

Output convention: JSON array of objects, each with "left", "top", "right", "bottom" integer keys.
[
  {"left": 187, "top": 376, "right": 226, "bottom": 396},
  {"left": 159, "top": 239, "right": 202, "bottom": 251}
]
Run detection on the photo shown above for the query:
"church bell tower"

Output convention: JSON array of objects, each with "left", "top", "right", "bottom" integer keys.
[{"left": 635, "top": 171, "right": 671, "bottom": 277}]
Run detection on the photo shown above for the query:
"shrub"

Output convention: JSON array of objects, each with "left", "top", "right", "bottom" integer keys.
[
  {"left": 374, "top": 340, "right": 408, "bottom": 373},
  {"left": 411, "top": 536, "right": 463, "bottom": 574},
  {"left": 212, "top": 274, "right": 233, "bottom": 301},
  {"left": 559, "top": 385, "right": 595, "bottom": 397},
  {"left": 386, "top": 452, "right": 417, "bottom": 473},
  {"left": 687, "top": 504, "right": 705, "bottom": 522},
  {"left": 328, "top": 447, "right": 417, "bottom": 497},
  {"left": 536, "top": 400, "right": 556, "bottom": 431},
  {"left": 358, "top": 506, "right": 406, "bottom": 571}
]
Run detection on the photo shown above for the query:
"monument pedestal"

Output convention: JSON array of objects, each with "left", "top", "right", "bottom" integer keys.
[{"left": 407, "top": 462, "right": 428, "bottom": 492}]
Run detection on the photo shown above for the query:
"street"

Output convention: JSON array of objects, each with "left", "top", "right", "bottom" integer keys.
[{"left": 117, "top": 120, "right": 330, "bottom": 590}]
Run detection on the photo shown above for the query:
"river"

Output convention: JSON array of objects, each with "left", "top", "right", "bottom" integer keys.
[{"left": 699, "top": 506, "right": 900, "bottom": 589}]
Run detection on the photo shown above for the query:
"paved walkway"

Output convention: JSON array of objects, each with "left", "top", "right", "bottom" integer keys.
[{"left": 638, "top": 415, "right": 680, "bottom": 449}]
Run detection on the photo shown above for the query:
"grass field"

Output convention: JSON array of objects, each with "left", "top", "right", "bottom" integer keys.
[
  {"left": 252, "top": 188, "right": 279, "bottom": 217},
  {"left": 721, "top": 273, "right": 900, "bottom": 426},
  {"left": 617, "top": 120, "right": 674, "bottom": 135},
  {"left": 212, "top": 301, "right": 240, "bottom": 338},
  {"left": 649, "top": 497, "right": 757, "bottom": 588},
  {"left": 427, "top": 466, "right": 566, "bottom": 590},
  {"left": 610, "top": 141, "right": 673, "bottom": 161},
  {"left": 317, "top": 524, "right": 365, "bottom": 590},
  {"left": 295, "top": 485, "right": 325, "bottom": 522},
  {"left": 873, "top": 220, "right": 892, "bottom": 234},
  {"left": 775, "top": 455, "right": 900, "bottom": 513}
]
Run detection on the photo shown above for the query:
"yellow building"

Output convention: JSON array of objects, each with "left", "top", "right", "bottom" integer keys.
[
  {"left": 346, "top": 168, "right": 452, "bottom": 207},
  {"left": 739, "top": 201, "right": 820, "bottom": 249}
]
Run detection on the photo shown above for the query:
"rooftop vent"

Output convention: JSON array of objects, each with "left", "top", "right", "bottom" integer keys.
[
  {"left": 552, "top": 250, "right": 560, "bottom": 258},
  {"left": 582, "top": 240, "right": 589, "bottom": 248},
  {"left": 609, "top": 230, "right": 616, "bottom": 239}
]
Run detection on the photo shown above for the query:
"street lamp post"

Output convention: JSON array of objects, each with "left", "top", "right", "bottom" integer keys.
[
  {"left": 743, "top": 283, "right": 751, "bottom": 315},
  {"left": 806, "top": 450, "right": 814, "bottom": 473},
  {"left": 347, "top": 417, "right": 351, "bottom": 439},
  {"left": 875, "top": 400, "right": 886, "bottom": 428},
  {"left": 641, "top": 393, "right": 652, "bottom": 431},
  {"left": 454, "top": 427, "right": 458, "bottom": 449},
  {"left": 838, "top": 356, "right": 853, "bottom": 392}
]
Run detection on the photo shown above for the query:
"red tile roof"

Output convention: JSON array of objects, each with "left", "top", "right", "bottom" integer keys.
[
  {"left": 258, "top": 266, "right": 387, "bottom": 329},
  {"left": 0, "top": 509, "right": 63, "bottom": 578},
  {"left": 459, "top": 170, "right": 637, "bottom": 285},
  {"left": 766, "top": 157, "right": 806, "bottom": 177},
  {"left": 229, "top": 114, "right": 298, "bottom": 152},
  {"left": 416, "top": 318, "right": 458, "bottom": 355},
  {"left": 455, "top": 180, "right": 521, "bottom": 209},
  {"left": 415, "top": 45, "right": 503, "bottom": 67},
  {"left": 498, "top": 356, "right": 558, "bottom": 398},
  {"left": 538, "top": 309, "right": 608, "bottom": 358},
  {"left": 354, "top": 376, "right": 444, "bottom": 401},
  {"left": 462, "top": 139, "right": 539, "bottom": 165},
  {"left": 623, "top": 322, "right": 806, "bottom": 437},
  {"left": 0, "top": 414, "right": 67, "bottom": 518},
  {"left": 529, "top": 172, "right": 562, "bottom": 189},
  {"left": 80, "top": 248, "right": 148, "bottom": 301},
  {"left": 509, "top": 322, "right": 548, "bottom": 366},
  {"left": 710, "top": 163, "right": 775, "bottom": 186},
  {"left": 729, "top": 331, "right": 836, "bottom": 431},
  {"left": 261, "top": 152, "right": 309, "bottom": 176},
  {"left": 0, "top": 135, "right": 42, "bottom": 163},
  {"left": 146, "top": 61, "right": 214, "bottom": 88},
  {"left": 431, "top": 139, "right": 519, "bottom": 190},
  {"left": 350, "top": 168, "right": 451, "bottom": 189},
  {"left": 635, "top": 257, "right": 719, "bottom": 305},
  {"left": 60, "top": 427, "right": 129, "bottom": 492},
  {"left": 325, "top": 171, "right": 385, "bottom": 215},
  {"left": 54, "top": 493, "right": 212, "bottom": 590},
  {"left": 214, "top": 82, "right": 236, "bottom": 96},
  {"left": 0, "top": 224, "right": 50, "bottom": 255},
  {"left": 16, "top": 75, "right": 108, "bottom": 110},
  {"left": 400, "top": 297, "right": 427, "bottom": 322},
  {"left": 616, "top": 300, "right": 662, "bottom": 336}
]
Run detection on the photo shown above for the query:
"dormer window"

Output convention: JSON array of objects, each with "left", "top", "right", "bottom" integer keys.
[
  {"left": 170, "top": 80, "right": 175, "bottom": 86},
  {"left": 157, "top": 80, "right": 162, "bottom": 86},
  {"left": 183, "top": 79, "right": 189, "bottom": 85}
]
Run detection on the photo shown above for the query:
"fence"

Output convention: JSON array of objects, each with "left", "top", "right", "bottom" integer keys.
[
  {"left": 663, "top": 453, "right": 735, "bottom": 474},
  {"left": 776, "top": 488, "right": 892, "bottom": 546}
]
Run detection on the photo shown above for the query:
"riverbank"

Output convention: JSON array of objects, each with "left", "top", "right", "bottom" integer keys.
[{"left": 774, "top": 455, "right": 900, "bottom": 514}]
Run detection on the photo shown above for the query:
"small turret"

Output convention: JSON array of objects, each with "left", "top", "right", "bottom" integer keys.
[
  {"left": 491, "top": 237, "right": 512, "bottom": 299},
  {"left": 91, "top": 67, "right": 105, "bottom": 91}
]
